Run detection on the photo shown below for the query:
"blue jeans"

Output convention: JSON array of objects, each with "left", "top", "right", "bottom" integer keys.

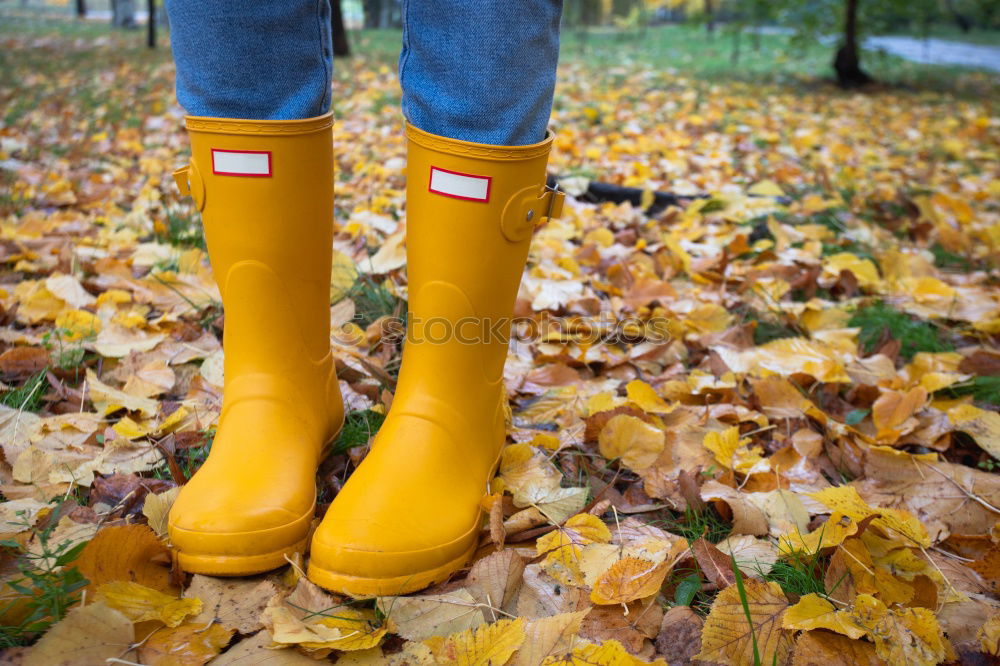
[{"left": 165, "top": 1, "right": 562, "bottom": 145}]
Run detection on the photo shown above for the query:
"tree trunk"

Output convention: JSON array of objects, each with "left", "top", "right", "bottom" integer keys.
[
  {"left": 332, "top": 0, "right": 350, "bottom": 56},
  {"left": 705, "top": 0, "right": 716, "bottom": 34},
  {"left": 363, "top": 0, "right": 380, "bottom": 29},
  {"left": 146, "top": 0, "right": 156, "bottom": 48},
  {"left": 75, "top": 0, "right": 86, "bottom": 18},
  {"left": 833, "top": 0, "right": 871, "bottom": 88}
]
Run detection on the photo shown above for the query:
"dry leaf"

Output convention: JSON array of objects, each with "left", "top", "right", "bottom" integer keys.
[
  {"left": 695, "top": 580, "right": 793, "bottom": 666},
  {"left": 95, "top": 581, "right": 202, "bottom": 627},
  {"left": 510, "top": 609, "right": 591, "bottom": 666},
  {"left": 23, "top": 602, "right": 135, "bottom": 666},
  {"left": 782, "top": 593, "right": 866, "bottom": 639},
  {"left": 137, "top": 622, "right": 234, "bottom": 665},
  {"left": 424, "top": 617, "right": 525, "bottom": 665},
  {"left": 74, "top": 524, "right": 175, "bottom": 596},
  {"left": 184, "top": 575, "right": 277, "bottom": 634},
  {"left": 791, "top": 630, "right": 884, "bottom": 666},
  {"left": 379, "top": 589, "right": 484, "bottom": 642},
  {"left": 466, "top": 549, "right": 525, "bottom": 620}
]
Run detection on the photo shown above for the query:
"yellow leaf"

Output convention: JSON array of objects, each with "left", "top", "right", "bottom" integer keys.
[
  {"left": 808, "top": 486, "right": 930, "bottom": 547},
  {"left": 53, "top": 309, "right": 101, "bottom": 341},
  {"left": 590, "top": 540, "right": 686, "bottom": 605},
  {"left": 978, "top": 614, "right": 1000, "bottom": 656},
  {"left": 308, "top": 609, "right": 387, "bottom": 651},
  {"left": 748, "top": 180, "right": 785, "bottom": 197},
  {"left": 424, "top": 617, "right": 525, "bottom": 665},
  {"left": 541, "top": 638, "right": 667, "bottom": 665},
  {"left": 96, "top": 581, "right": 202, "bottom": 627},
  {"left": 823, "top": 253, "right": 880, "bottom": 288},
  {"left": 703, "top": 426, "right": 765, "bottom": 473},
  {"left": 782, "top": 592, "right": 866, "bottom": 639},
  {"left": 625, "top": 379, "right": 673, "bottom": 414},
  {"left": 331, "top": 250, "right": 359, "bottom": 302},
  {"left": 597, "top": 414, "right": 664, "bottom": 471},
  {"left": 778, "top": 512, "right": 859, "bottom": 556},
  {"left": 536, "top": 513, "right": 612, "bottom": 556},
  {"left": 694, "top": 580, "right": 793, "bottom": 666},
  {"left": 948, "top": 404, "right": 1000, "bottom": 461},
  {"left": 847, "top": 594, "right": 950, "bottom": 666}
]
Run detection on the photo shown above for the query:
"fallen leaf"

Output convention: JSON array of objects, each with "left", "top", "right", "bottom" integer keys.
[
  {"left": 74, "top": 524, "right": 174, "bottom": 596},
  {"left": 379, "top": 589, "right": 484, "bottom": 642},
  {"left": 783, "top": 593, "right": 866, "bottom": 639},
  {"left": 424, "top": 617, "right": 525, "bottom": 665},
  {"left": 791, "top": 630, "right": 884, "bottom": 666},
  {"left": 137, "top": 622, "right": 234, "bottom": 665},
  {"left": 695, "top": 580, "right": 793, "bottom": 666},
  {"left": 23, "top": 602, "right": 135, "bottom": 666},
  {"left": 95, "top": 581, "right": 202, "bottom": 627},
  {"left": 184, "top": 575, "right": 277, "bottom": 634}
]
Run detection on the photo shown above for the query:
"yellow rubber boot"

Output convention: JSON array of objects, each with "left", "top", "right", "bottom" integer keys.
[
  {"left": 308, "top": 124, "right": 563, "bottom": 596},
  {"left": 168, "top": 113, "right": 343, "bottom": 575}
]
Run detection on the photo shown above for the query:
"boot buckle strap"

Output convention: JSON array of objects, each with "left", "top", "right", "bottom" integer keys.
[
  {"left": 172, "top": 161, "right": 207, "bottom": 212},
  {"left": 500, "top": 183, "right": 566, "bottom": 243}
]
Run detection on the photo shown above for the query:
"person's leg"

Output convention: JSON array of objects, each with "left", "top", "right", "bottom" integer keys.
[
  {"left": 399, "top": 0, "right": 562, "bottom": 145},
  {"left": 165, "top": 0, "right": 333, "bottom": 119},
  {"left": 309, "top": 1, "right": 564, "bottom": 596},
  {"left": 165, "top": 1, "right": 343, "bottom": 575}
]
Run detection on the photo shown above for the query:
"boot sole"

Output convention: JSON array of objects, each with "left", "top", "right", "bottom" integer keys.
[
  {"left": 306, "top": 539, "right": 477, "bottom": 597},
  {"left": 176, "top": 535, "right": 310, "bottom": 576}
]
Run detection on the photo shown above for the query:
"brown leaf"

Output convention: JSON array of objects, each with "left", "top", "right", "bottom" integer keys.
[
  {"left": 510, "top": 609, "right": 591, "bottom": 666},
  {"left": 655, "top": 605, "right": 704, "bottom": 664},
  {"left": 137, "top": 623, "right": 234, "bottom": 665},
  {"left": 73, "top": 524, "right": 175, "bottom": 597},
  {"left": 791, "top": 630, "right": 885, "bottom": 666},
  {"left": 700, "top": 480, "right": 769, "bottom": 536},
  {"left": 211, "top": 631, "right": 318, "bottom": 665},
  {"left": 515, "top": 563, "right": 589, "bottom": 619},
  {"left": 856, "top": 447, "right": 1000, "bottom": 542},
  {"left": 466, "top": 549, "right": 525, "bottom": 620},
  {"left": 23, "top": 602, "right": 135, "bottom": 666},
  {"left": 185, "top": 575, "right": 278, "bottom": 634},
  {"left": 691, "top": 537, "right": 737, "bottom": 588},
  {"left": 0, "top": 347, "right": 49, "bottom": 378},
  {"left": 580, "top": 598, "right": 663, "bottom": 654},
  {"left": 695, "top": 580, "right": 793, "bottom": 666},
  {"left": 968, "top": 546, "right": 1000, "bottom": 595}
]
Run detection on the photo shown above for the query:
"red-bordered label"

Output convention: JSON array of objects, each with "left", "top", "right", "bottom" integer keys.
[
  {"left": 428, "top": 166, "right": 491, "bottom": 202},
  {"left": 211, "top": 149, "right": 273, "bottom": 177}
]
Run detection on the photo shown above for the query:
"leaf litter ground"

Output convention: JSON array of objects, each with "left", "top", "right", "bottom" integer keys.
[{"left": 1, "top": 18, "right": 1000, "bottom": 666}]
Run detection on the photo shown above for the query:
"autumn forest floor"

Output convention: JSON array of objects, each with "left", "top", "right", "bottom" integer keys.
[{"left": 1, "top": 14, "right": 1000, "bottom": 666}]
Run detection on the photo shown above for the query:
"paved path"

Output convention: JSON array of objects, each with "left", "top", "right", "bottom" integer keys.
[{"left": 865, "top": 36, "right": 1000, "bottom": 72}]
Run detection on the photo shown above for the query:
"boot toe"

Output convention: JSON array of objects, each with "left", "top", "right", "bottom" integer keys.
[{"left": 307, "top": 416, "right": 489, "bottom": 595}]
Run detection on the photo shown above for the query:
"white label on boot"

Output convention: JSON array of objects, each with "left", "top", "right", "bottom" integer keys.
[
  {"left": 211, "top": 149, "right": 272, "bottom": 177},
  {"left": 429, "top": 166, "right": 491, "bottom": 202}
]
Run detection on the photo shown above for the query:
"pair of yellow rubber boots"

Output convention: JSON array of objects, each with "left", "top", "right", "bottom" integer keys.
[{"left": 167, "top": 112, "right": 562, "bottom": 596}]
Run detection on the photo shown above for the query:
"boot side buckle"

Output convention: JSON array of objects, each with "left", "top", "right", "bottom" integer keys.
[
  {"left": 542, "top": 183, "right": 565, "bottom": 223},
  {"left": 173, "top": 166, "right": 191, "bottom": 196},
  {"left": 172, "top": 161, "right": 207, "bottom": 212},
  {"left": 500, "top": 183, "right": 566, "bottom": 243}
]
